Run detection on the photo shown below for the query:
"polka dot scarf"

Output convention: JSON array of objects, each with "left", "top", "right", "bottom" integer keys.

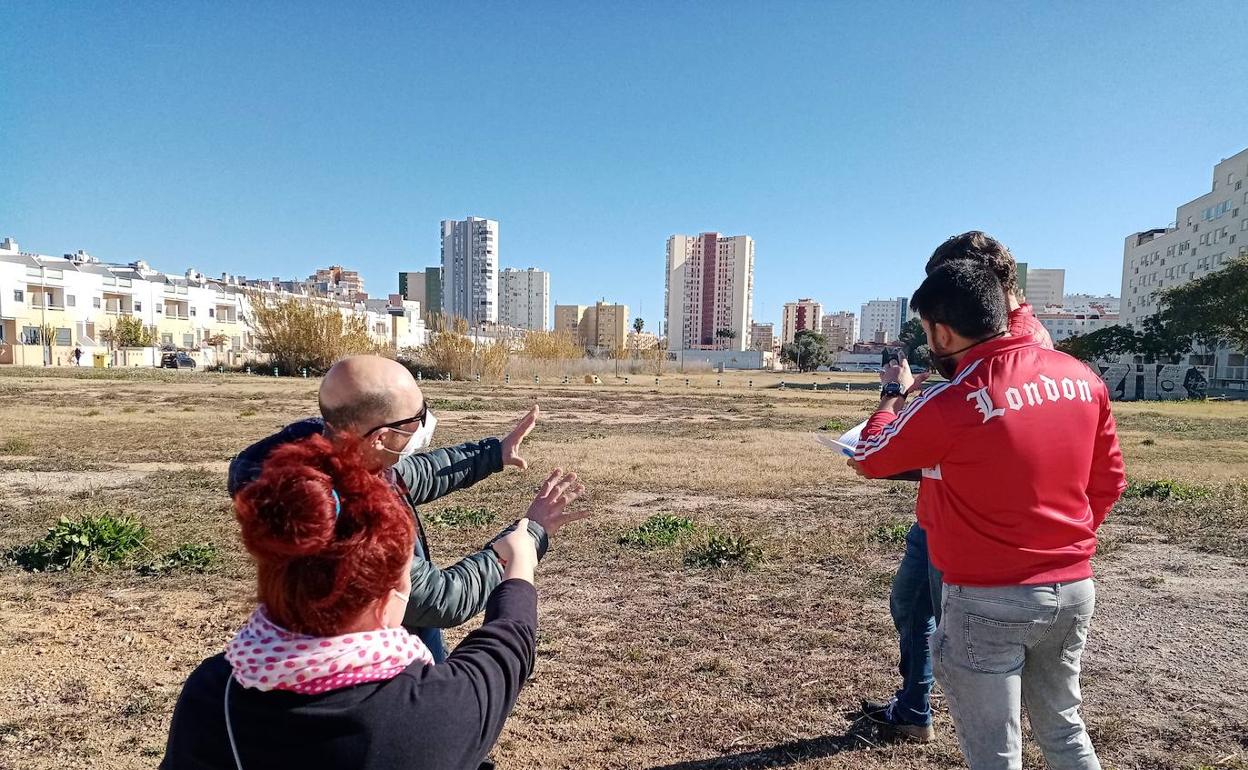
[{"left": 225, "top": 606, "right": 435, "bottom": 695}]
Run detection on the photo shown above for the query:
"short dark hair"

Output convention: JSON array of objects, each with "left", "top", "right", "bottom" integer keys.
[
  {"left": 910, "top": 260, "right": 1008, "bottom": 340},
  {"left": 318, "top": 390, "right": 394, "bottom": 433},
  {"left": 926, "top": 231, "right": 1019, "bottom": 297}
]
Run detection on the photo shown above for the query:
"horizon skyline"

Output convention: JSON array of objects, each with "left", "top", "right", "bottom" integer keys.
[{"left": 4, "top": 3, "right": 1247, "bottom": 332}]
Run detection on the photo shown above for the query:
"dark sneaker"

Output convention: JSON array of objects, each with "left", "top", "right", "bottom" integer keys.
[{"left": 860, "top": 699, "right": 935, "bottom": 743}]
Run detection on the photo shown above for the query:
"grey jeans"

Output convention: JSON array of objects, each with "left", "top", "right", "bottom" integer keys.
[{"left": 932, "top": 579, "right": 1100, "bottom": 770}]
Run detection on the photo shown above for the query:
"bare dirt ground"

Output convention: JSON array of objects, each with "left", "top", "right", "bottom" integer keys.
[{"left": 0, "top": 370, "right": 1245, "bottom": 770}]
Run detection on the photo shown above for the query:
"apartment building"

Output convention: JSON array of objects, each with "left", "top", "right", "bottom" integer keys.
[
  {"left": 665, "top": 232, "right": 754, "bottom": 352},
  {"left": 311, "top": 266, "right": 366, "bottom": 302},
  {"left": 1037, "top": 309, "right": 1120, "bottom": 343},
  {"left": 749, "top": 322, "right": 775, "bottom": 353},
  {"left": 1025, "top": 268, "right": 1066, "bottom": 308},
  {"left": 781, "top": 299, "right": 822, "bottom": 345},
  {"left": 1121, "top": 147, "right": 1248, "bottom": 384},
  {"left": 0, "top": 238, "right": 424, "bottom": 367},
  {"left": 441, "top": 217, "right": 498, "bottom": 326},
  {"left": 821, "top": 311, "right": 857, "bottom": 351},
  {"left": 398, "top": 267, "right": 441, "bottom": 324},
  {"left": 553, "top": 301, "right": 629, "bottom": 350},
  {"left": 859, "top": 297, "right": 909, "bottom": 343},
  {"left": 499, "top": 267, "right": 550, "bottom": 331},
  {"left": 553, "top": 304, "right": 586, "bottom": 339}
]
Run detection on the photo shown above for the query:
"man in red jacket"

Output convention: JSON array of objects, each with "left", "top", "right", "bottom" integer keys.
[
  {"left": 853, "top": 260, "right": 1126, "bottom": 770},
  {"left": 861, "top": 232, "right": 1055, "bottom": 743}
]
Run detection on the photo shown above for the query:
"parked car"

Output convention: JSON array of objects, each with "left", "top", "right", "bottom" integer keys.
[{"left": 159, "top": 352, "right": 197, "bottom": 369}]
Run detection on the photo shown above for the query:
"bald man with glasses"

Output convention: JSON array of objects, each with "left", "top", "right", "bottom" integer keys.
[{"left": 228, "top": 355, "right": 589, "bottom": 661}]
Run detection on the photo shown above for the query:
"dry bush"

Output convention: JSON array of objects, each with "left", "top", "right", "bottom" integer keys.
[
  {"left": 418, "top": 316, "right": 513, "bottom": 381},
  {"left": 479, "top": 340, "right": 510, "bottom": 381},
  {"left": 522, "top": 330, "right": 582, "bottom": 361},
  {"left": 246, "top": 291, "right": 382, "bottom": 373}
]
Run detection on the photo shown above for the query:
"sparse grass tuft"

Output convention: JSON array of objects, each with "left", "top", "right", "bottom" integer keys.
[
  {"left": 684, "top": 532, "right": 763, "bottom": 570},
  {"left": 9, "top": 514, "right": 150, "bottom": 572},
  {"left": 819, "top": 418, "right": 851, "bottom": 433},
  {"left": 239, "top": 407, "right": 258, "bottom": 418},
  {"left": 426, "top": 505, "right": 496, "bottom": 528},
  {"left": 138, "top": 543, "right": 218, "bottom": 575},
  {"left": 0, "top": 436, "right": 33, "bottom": 455},
  {"left": 873, "top": 521, "right": 911, "bottom": 547},
  {"left": 1124, "top": 479, "right": 1211, "bottom": 501},
  {"left": 619, "top": 514, "right": 697, "bottom": 549},
  {"left": 84, "top": 409, "right": 102, "bottom": 417}
]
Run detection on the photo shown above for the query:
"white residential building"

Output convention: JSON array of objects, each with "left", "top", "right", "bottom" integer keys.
[
  {"left": 441, "top": 217, "right": 499, "bottom": 327},
  {"left": 859, "top": 297, "right": 909, "bottom": 343},
  {"left": 781, "top": 299, "right": 822, "bottom": 345},
  {"left": 1121, "top": 146, "right": 1248, "bottom": 384},
  {"left": 1122, "top": 147, "right": 1248, "bottom": 327},
  {"left": 1062, "top": 294, "right": 1120, "bottom": 314},
  {"left": 0, "top": 236, "right": 423, "bottom": 367},
  {"left": 1026, "top": 268, "right": 1066, "bottom": 308},
  {"left": 1037, "top": 310, "right": 1120, "bottom": 343},
  {"left": 498, "top": 267, "right": 550, "bottom": 331},
  {"left": 665, "top": 232, "right": 754, "bottom": 352}
]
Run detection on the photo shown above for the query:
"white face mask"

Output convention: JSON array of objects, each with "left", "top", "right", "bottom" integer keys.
[{"left": 380, "top": 411, "right": 437, "bottom": 459}]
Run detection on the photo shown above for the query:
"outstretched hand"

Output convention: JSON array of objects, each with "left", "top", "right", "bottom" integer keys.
[
  {"left": 526, "top": 468, "right": 590, "bottom": 537},
  {"left": 501, "top": 405, "right": 539, "bottom": 469}
]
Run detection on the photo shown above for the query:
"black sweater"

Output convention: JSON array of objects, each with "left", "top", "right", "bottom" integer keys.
[{"left": 161, "top": 580, "right": 537, "bottom": 770}]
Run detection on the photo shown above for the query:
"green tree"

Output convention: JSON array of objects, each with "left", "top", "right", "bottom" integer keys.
[
  {"left": 633, "top": 317, "right": 644, "bottom": 335},
  {"left": 1155, "top": 255, "right": 1248, "bottom": 353},
  {"left": 781, "top": 329, "right": 831, "bottom": 372},
  {"left": 1056, "top": 324, "right": 1140, "bottom": 362},
  {"left": 99, "top": 315, "right": 157, "bottom": 349},
  {"left": 898, "top": 317, "right": 929, "bottom": 366}
]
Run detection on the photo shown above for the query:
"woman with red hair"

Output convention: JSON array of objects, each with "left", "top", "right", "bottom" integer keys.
[{"left": 161, "top": 434, "right": 585, "bottom": 770}]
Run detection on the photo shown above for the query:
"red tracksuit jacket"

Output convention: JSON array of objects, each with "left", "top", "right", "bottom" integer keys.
[{"left": 854, "top": 334, "right": 1127, "bottom": 586}]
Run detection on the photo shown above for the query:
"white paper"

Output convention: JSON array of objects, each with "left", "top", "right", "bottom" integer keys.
[{"left": 814, "top": 419, "right": 868, "bottom": 458}]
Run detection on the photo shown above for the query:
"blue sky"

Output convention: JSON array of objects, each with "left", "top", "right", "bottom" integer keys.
[{"left": 3, "top": 1, "right": 1246, "bottom": 332}]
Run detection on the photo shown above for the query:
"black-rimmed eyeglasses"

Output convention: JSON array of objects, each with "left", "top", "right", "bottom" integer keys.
[{"left": 363, "top": 401, "right": 429, "bottom": 437}]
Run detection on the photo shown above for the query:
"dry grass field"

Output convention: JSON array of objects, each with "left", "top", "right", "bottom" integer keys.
[{"left": 0, "top": 368, "right": 1246, "bottom": 770}]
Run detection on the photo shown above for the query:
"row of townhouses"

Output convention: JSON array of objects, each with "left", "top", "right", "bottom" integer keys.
[{"left": 0, "top": 238, "right": 427, "bottom": 367}]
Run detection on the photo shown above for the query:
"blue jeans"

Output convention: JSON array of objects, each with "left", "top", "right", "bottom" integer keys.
[
  {"left": 889, "top": 522, "right": 944, "bottom": 726},
  {"left": 932, "top": 579, "right": 1100, "bottom": 770},
  {"left": 417, "top": 626, "right": 448, "bottom": 663}
]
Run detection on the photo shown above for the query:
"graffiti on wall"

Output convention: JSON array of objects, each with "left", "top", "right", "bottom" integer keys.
[{"left": 1095, "top": 362, "right": 1208, "bottom": 401}]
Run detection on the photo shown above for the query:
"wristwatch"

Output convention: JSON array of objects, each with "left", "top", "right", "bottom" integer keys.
[{"left": 880, "top": 381, "right": 905, "bottom": 399}]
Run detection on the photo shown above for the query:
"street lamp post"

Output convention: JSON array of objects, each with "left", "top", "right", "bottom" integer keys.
[{"left": 40, "top": 264, "right": 48, "bottom": 366}]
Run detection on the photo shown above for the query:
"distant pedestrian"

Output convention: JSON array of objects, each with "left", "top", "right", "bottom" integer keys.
[{"left": 73, "top": 346, "right": 83, "bottom": 366}]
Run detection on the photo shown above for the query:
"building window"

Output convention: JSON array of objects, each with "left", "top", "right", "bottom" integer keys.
[
  {"left": 156, "top": 304, "right": 163, "bottom": 314},
  {"left": 13, "top": 289, "right": 23, "bottom": 302},
  {"left": 190, "top": 307, "right": 196, "bottom": 317},
  {"left": 161, "top": 333, "right": 173, "bottom": 346},
  {"left": 93, "top": 297, "right": 101, "bottom": 308},
  {"left": 66, "top": 295, "right": 76, "bottom": 307},
  {"left": 183, "top": 334, "right": 194, "bottom": 348},
  {"left": 208, "top": 308, "right": 215, "bottom": 318},
  {"left": 56, "top": 327, "right": 72, "bottom": 346},
  {"left": 135, "top": 301, "right": 143, "bottom": 312}
]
